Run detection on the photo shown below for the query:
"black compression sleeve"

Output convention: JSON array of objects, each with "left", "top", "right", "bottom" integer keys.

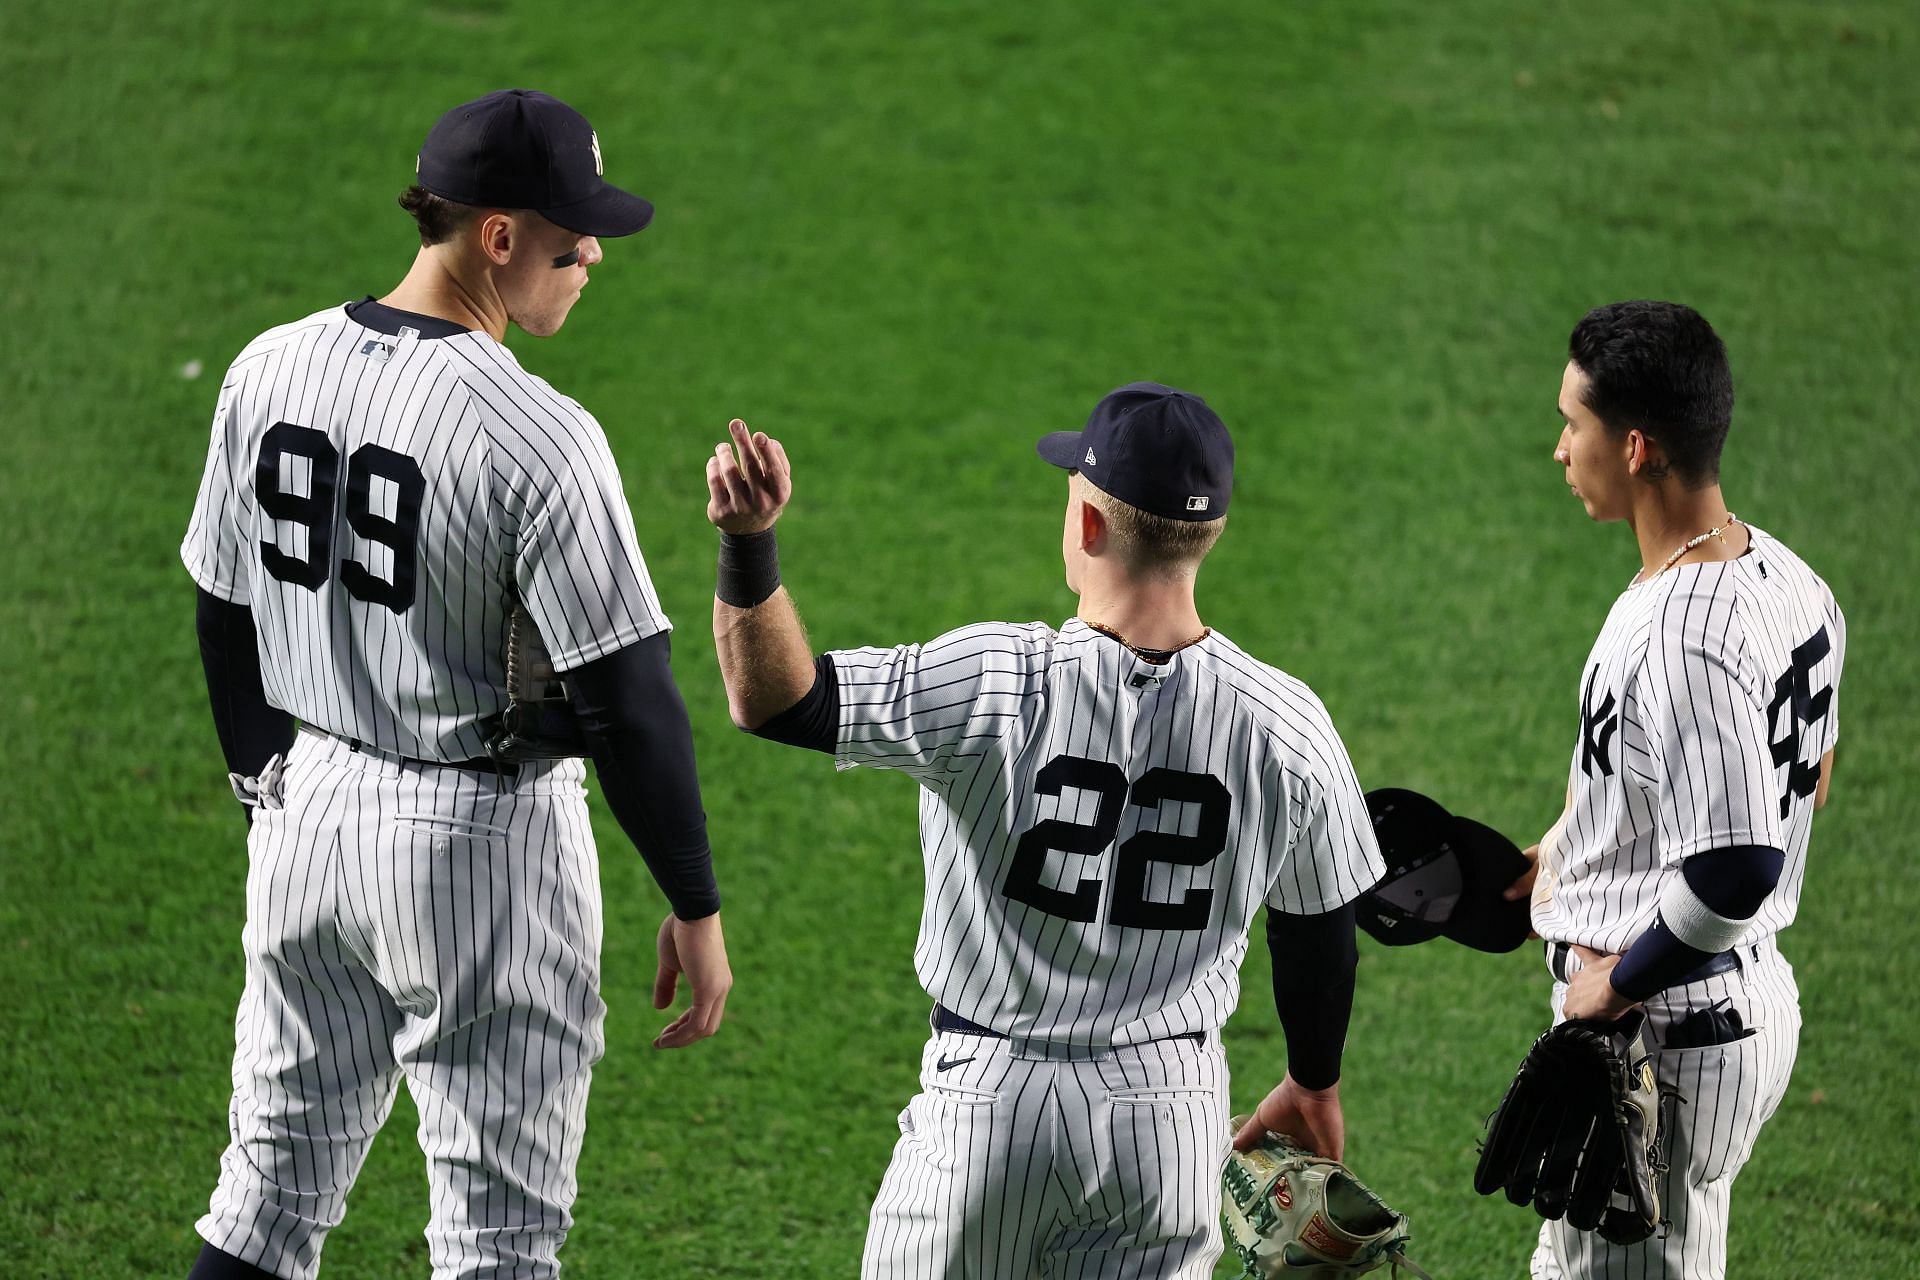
[
  {"left": 565, "top": 634, "right": 721, "bottom": 920},
  {"left": 1608, "top": 918, "right": 1715, "bottom": 1003},
  {"left": 1267, "top": 902, "right": 1358, "bottom": 1091},
  {"left": 195, "top": 588, "right": 297, "bottom": 784},
  {"left": 748, "top": 654, "right": 839, "bottom": 755},
  {"left": 1682, "top": 843, "right": 1786, "bottom": 916}
]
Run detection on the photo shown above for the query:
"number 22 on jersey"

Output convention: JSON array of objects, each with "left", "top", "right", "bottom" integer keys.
[{"left": 1001, "top": 753, "right": 1232, "bottom": 931}]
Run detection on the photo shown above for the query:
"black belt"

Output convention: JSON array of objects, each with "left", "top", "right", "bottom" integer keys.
[
  {"left": 932, "top": 1004, "right": 1204, "bottom": 1046},
  {"left": 1546, "top": 940, "right": 1741, "bottom": 988},
  {"left": 302, "top": 726, "right": 510, "bottom": 777}
]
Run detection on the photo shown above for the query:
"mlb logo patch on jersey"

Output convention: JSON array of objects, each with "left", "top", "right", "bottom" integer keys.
[{"left": 359, "top": 338, "right": 395, "bottom": 363}]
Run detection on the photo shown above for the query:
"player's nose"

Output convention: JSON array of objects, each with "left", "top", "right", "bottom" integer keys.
[
  {"left": 580, "top": 237, "right": 604, "bottom": 268},
  {"left": 1553, "top": 427, "right": 1572, "bottom": 465}
]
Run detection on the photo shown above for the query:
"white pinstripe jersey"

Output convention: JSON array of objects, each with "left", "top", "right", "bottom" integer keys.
[
  {"left": 181, "top": 300, "right": 667, "bottom": 762},
  {"left": 1532, "top": 526, "right": 1846, "bottom": 952},
  {"left": 831, "top": 617, "right": 1385, "bottom": 1046}
]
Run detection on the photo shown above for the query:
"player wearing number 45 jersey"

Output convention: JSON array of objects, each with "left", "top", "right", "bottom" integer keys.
[
  {"left": 1505, "top": 301, "right": 1846, "bottom": 1279},
  {"left": 180, "top": 90, "right": 732, "bottom": 1280},
  {"left": 705, "top": 387, "right": 1386, "bottom": 1277}
]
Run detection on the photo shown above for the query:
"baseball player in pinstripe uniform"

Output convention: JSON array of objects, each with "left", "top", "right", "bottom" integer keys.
[
  {"left": 703, "top": 386, "right": 1387, "bottom": 1278},
  {"left": 180, "top": 90, "right": 732, "bottom": 1280},
  {"left": 1504, "top": 301, "right": 1845, "bottom": 1278}
]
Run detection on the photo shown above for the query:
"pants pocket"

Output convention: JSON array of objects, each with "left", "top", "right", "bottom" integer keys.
[
  {"left": 1106, "top": 1087, "right": 1228, "bottom": 1240},
  {"left": 923, "top": 1080, "right": 1000, "bottom": 1105},
  {"left": 1656, "top": 1035, "right": 1767, "bottom": 1184},
  {"left": 1108, "top": 1085, "right": 1217, "bottom": 1103},
  {"left": 390, "top": 812, "right": 510, "bottom": 841}
]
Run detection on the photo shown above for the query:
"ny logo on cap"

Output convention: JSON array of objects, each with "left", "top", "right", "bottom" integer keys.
[
  {"left": 1084, "top": 447, "right": 1097, "bottom": 466},
  {"left": 590, "top": 131, "right": 603, "bottom": 176},
  {"left": 1187, "top": 495, "right": 1210, "bottom": 511}
]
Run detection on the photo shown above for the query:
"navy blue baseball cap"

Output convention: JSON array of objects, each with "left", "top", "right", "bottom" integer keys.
[
  {"left": 1035, "top": 382, "right": 1233, "bottom": 521},
  {"left": 1356, "top": 788, "right": 1533, "bottom": 954},
  {"left": 416, "top": 89, "right": 653, "bottom": 237}
]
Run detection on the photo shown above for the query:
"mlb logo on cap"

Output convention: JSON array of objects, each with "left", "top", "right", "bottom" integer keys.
[{"left": 1035, "top": 382, "right": 1234, "bottom": 522}]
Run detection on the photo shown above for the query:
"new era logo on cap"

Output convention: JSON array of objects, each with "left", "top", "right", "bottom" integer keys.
[{"left": 1085, "top": 447, "right": 1097, "bottom": 466}]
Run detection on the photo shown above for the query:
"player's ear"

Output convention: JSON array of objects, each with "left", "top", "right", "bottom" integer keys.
[
  {"left": 1624, "top": 429, "right": 1668, "bottom": 480},
  {"left": 1079, "top": 494, "right": 1107, "bottom": 552},
  {"left": 476, "top": 212, "right": 516, "bottom": 267}
]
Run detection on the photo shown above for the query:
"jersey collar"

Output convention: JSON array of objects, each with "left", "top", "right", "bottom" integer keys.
[{"left": 345, "top": 296, "right": 472, "bottom": 340}]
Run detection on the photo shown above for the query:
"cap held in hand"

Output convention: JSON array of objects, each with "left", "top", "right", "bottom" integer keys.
[{"left": 1357, "top": 787, "right": 1533, "bottom": 953}]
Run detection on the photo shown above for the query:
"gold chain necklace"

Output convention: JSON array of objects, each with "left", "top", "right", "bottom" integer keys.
[
  {"left": 1639, "top": 513, "right": 1739, "bottom": 583},
  {"left": 1085, "top": 619, "right": 1210, "bottom": 664}
]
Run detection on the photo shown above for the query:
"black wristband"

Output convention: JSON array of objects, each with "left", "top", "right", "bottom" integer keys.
[{"left": 717, "top": 529, "right": 781, "bottom": 608}]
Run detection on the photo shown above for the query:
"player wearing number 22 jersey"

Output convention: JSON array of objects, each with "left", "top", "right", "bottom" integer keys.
[
  {"left": 705, "top": 386, "right": 1385, "bottom": 1278},
  {"left": 1521, "top": 301, "right": 1845, "bottom": 1280}
]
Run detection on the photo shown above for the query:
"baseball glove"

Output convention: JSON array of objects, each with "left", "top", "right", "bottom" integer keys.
[
  {"left": 483, "top": 604, "right": 588, "bottom": 764},
  {"left": 1222, "top": 1122, "right": 1433, "bottom": 1279},
  {"left": 1472, "top": 1010, "right": 1668, "bottom": 1245}
]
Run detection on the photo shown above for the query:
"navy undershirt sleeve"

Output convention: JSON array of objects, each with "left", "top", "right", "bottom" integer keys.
[
  {"left": 1610, "top": 844, "right": 1784, "bottom": 1002},
  {"left": 1681, "top": 843, "right": 1786, "bottom": 916},
  {"left": 1267, "top": 902, "right": 1359, "bottom": 1091},
  {"left": 748, "top": 654, "right": 839, "bottom": 755},
  {"left": 566, "top": 634, "right": 721, "bottom": 920},
  {"left": 195, "top": 588, "right": 298, "bottom": 820}
]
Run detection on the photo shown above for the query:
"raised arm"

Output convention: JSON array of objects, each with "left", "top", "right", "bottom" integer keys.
[{"left": 707, "top": 419, "right": 815, "bottom": 729}]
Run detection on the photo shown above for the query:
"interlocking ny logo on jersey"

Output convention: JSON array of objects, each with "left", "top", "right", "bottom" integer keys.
[{"left": 1580, "top": 665, "right": 1617, "bottom": 779}]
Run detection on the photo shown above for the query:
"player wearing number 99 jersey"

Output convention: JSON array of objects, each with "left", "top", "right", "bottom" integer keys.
[
  {"left": 1509, "top": 301, "right": 1846, "bottom": 1280},
  {"left": 178, "top": 91, "right": 732, "bottom": 1280},
  {"left": 705, "top": 386, "right": 1386, "bottom": 1278}
]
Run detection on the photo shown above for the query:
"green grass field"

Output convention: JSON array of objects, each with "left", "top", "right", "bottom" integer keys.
[{"left": 4, "top": 1, "right": 1918, "bottom": 1275}]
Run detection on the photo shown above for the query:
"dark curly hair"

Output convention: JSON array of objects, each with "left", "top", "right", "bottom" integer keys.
[
  {"left": 1568, "top": 300, "right": 1735, "bottom": 488},
  {"left": 397, "top": 184, "right": 485, "bottom": 247}
]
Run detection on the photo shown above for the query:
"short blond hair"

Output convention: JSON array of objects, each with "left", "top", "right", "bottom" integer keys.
[{"left": 1075, "top": 474, "right": 1225, "bottom": 579}]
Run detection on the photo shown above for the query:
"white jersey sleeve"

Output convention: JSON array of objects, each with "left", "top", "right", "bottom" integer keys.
[
  {"left": 1820, "top": 590, "right": 1846, "bottom": 754},
  {"left": 1261, "top": 698, "right": 1384, "bottom": 915},
  {"left": 506, "top": 404, "right": 668, "bottom": 672},
  {"left": 180, "top": 375, "right": 254, "bottom": 605},
  {"left": 831, "top": 622, "right": 1054, "bottom": 783},
  {"left": 1638, "top": 588, "right": 1786, "bottom": 862}
]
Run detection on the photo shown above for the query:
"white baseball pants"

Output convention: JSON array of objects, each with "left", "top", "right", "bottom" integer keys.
[
  {"left": 197, "top": 732, "right": 604, "bottom": 1280},
  {"left": 862, "top": 1024, "right": 1233, "bottom": 1279},
  {"left": 1529, "top": 939, "right": 1801, "bottom": 1280}
]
